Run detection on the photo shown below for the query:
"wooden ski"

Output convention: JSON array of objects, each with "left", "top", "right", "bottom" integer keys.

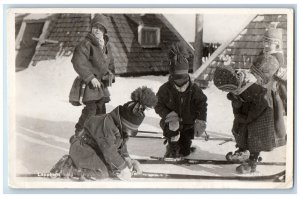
[
  {"left": 132, "top": 170, "right": 286, "bottom": 182},
  {"left": 141, "top": 156, "right": 286, "bottom": 166}
]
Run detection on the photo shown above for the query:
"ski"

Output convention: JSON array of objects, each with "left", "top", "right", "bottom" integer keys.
[
  {"left": 132, "top": 134, "right": 234, "bottom": 142},
  {"left": 137, "top": 130, "right": 234, "bottom": 142},
  {"left": 131, "top": 136, "right": 164, "bottom": 140},
  {"left": 17, "top": 170, "right": 286, "bottom": 182},
  {"left": 132, "top": 170, "right": 286, "bottom": 182},
  {"left": 138, "top": 156, "right": 286, "bottom": 166}
]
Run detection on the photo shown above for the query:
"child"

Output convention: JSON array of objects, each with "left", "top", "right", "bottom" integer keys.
[
  {"left": 155, "top": 42, "right": 208, "bottom": 158},
  {"left": 51, "top": 87, "right": 157, "bottom": 181},
  {"left": 69, "top": 14, "right": 115, "bottom": 136},
  {"left": 213, "top": 66, "right": 285, "bottom": 174},
  {"left": 250, "top": 26, "right": 287, "bottom": 141}
]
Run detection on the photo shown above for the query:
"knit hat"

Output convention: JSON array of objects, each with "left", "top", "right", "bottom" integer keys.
[
  {"left": 168, "top": 42, "right": 189, "bottom": 75},
  {"left": 213, "top": 66, "right": 240, "bottom": 92},
  {"left": 264, "top": 27, "right": 283, "bottom": 43},
  {"left": 263, "top": 24, "right": 283, "bottom": 52},
  {"left": 91, "top": 14, "right": 107, "bottom": 34},
  {"left": 120, "top": 87, "right": 157, "bottom": 131}
]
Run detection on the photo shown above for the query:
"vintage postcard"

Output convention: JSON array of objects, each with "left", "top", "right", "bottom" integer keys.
[{"left": 7, "top": 7, "right": 294, "bottom": 189}]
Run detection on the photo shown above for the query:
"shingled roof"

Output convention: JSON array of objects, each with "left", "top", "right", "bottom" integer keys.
[
  {"left": 197, "top": 14, "right": 287, "bottom": 83},
  {"left": 28, "top": 13, "right": 193, "bottom": 75}
]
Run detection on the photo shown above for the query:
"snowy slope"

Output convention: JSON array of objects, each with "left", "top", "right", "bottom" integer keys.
[{"left": 13, "top": 57, "right": 287, "bottom": 186}]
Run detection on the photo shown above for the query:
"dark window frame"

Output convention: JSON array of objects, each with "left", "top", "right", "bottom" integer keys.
[{"left": 138, "top": 25, "right": 161, "bottom": 48}]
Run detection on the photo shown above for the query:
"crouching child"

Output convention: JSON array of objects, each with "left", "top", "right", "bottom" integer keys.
[
  {"left": 155, "top": 42, "right": 208, "bottom": 158},
  {"left": 50, "top": 87, "right": 157, "bottom": 181}
]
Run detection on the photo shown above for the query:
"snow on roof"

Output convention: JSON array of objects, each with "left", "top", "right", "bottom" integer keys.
[{"left": 23, "top": 13, "right": 53, "bottom": 21}]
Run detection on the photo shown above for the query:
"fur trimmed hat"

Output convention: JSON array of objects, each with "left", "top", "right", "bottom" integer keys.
[
  {"left": 168, "top": 42, "right": 189, "bottom": 75},
  {"left": 120, "top": 87, "right": 157, "bottom": 131},
  {"left": 91, "top": 14, "right": 108, "bottom": 34}
]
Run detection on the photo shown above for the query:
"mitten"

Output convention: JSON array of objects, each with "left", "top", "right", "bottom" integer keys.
[
  {"left": 116, "top": 167, "right": 132, "bottom": 181},
  {"left": 165, "top": 111, "right": 179, "bottom": 123},
  {"left": 194, "top": 119, "right": 206, "bottom": 137},
  {"left": 131, "top": 159, "right": 142, "bottom": 175},
  {"left": 165, "top": 111, "right": 180, "bottom": 131}
]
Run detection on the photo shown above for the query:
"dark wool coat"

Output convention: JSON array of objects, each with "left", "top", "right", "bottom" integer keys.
[
  {"left": 69, "top": 33, "right": 115, "bottom": 105},
  {"left": 69, "top": 106, "right": 129, "bottom": 176},
  {"left": 155, "top": 78, "right": 207, "bottom": 137},
  {"left": 228, "top": 83, "right": 286, "bottom": 153}
]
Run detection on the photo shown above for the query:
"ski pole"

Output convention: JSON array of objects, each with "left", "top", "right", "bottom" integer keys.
[{"left": 204, "top": 131, "right": 210, "bottom": 141}]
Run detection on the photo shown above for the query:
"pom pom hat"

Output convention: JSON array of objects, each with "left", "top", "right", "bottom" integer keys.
[
  {"left": 168, "top": 42, "right": 189, "bottom": 76},
  {"left": 213, "top": 66, "right": 240, "bottom": 92},
  {"left": 120, "top": 87, "right": 157, "bottom": 131}
]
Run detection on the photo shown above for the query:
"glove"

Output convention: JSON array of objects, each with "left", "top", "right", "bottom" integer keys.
[
  {"left": 194, "top": 119, "right": 206, "bottom": 137},
  {"left": 116, "top": 167, "right": 132, "bottom": 181},
  {"left": 165, "top": 111, "right": 180, "bottom": 131},
  {"left": 131, "top": 159, "right": 142, "bottom": 175}
]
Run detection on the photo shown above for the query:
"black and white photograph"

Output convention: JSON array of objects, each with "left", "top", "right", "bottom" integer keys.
[{"left": 7, "top": 8, "right": 294, "bottom": 189}]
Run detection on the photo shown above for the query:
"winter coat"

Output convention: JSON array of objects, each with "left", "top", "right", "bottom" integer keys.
[
  {"left": 251, "top": 52, "right": 287, "bottom": 145},
  {"left": 69, "top": 33, "right": 115, "bottom": 105},
  {"left": 69, "top": 106, "right": 129, "bottom": 176},
  {"left": 155, "top": 78, "right": 207, "bottom": 136},
  {"left": 228, "top": 83, "right": 286, "bottom": 153}
]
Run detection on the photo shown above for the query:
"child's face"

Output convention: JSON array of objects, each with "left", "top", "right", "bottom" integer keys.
[
  {"left": 92, "top": 27, "right": 105, "bottom": 46},
  {"left": 172, "top": 74, "right": 189, "bottom": 87},
  {"left": 263, "top": 40, "right": 277, "bottom": 53}
]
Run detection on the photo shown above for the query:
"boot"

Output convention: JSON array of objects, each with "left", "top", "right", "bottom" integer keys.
[
  {"left": 226, "top": 148, "right": 250, "bottom": 162},
  {"left": 236, "top": 160, "right": 257, "bottom": 174},
  {"left": 236, "top": 152, "right": 259, "bottom": 174},
  {"left": 164, "top": 142, "right": 181, "bottom": 158}
]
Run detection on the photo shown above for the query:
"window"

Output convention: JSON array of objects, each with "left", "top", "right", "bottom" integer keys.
[{"left": 138, "top": 25, "right": 160, "bottom": 48}]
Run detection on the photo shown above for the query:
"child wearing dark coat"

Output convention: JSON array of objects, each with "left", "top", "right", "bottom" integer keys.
[
  {"left": 155, "top": 42, "right": 208, "bottom": 158},
  {"left": 51, "top": 87, "right": 157, "bottom": 181},
  {"left": 69, "top": 14, "right": 115, "bottom": 135},
  {"left": 213, "top": 66, "right": 286, "bottom": 174}
]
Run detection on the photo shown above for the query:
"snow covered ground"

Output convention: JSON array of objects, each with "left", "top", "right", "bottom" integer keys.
[{"left": 12, "top": 57, "right": 287, "bottom": 187}]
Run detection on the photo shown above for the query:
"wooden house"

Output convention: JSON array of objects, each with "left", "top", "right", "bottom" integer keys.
[{"left": 15, "top": 13, "right": 194, "bottom": 75}]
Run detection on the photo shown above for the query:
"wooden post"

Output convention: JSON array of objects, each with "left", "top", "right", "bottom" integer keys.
[
  {"left": 193, "top": 14, "right": 203, "bottom": 72},
  {"left": 191, "top": 15, "right": 257, "bottom": 80}
]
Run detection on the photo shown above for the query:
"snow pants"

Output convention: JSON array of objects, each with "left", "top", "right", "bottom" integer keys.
[{"left": 75, "top": 100, "right": 106, "bottom": 134}]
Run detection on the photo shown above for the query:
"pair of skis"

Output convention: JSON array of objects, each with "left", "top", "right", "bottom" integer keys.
[
  {"left": 131, "top": 156, "right": 286, "bottom": 182},
  {"left": 16, "top": 156, "right": 286, "bottom": 182}
]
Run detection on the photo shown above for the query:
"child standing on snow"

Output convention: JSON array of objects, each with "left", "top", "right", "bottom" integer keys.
[
  {"left": 213, "top": 65, "right": 286, "bottom": 174},
  {"left": 69, "top": 14, "right": 115, "bottom": 136},
  {"left": 155, "top": 42, "right": 208, "bottom": 158},
  {"left": 250, "top": 26, "right": 287, "bottom": 140},
  {"left": 51, "top": 87, "right": 157, "bottom": 181}
]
